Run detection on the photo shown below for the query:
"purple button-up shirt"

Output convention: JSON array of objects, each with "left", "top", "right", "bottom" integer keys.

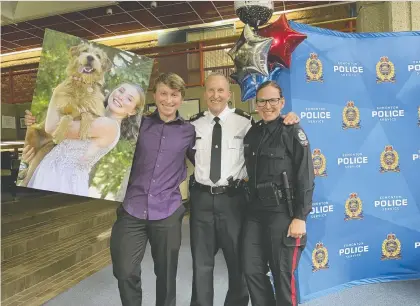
[{"left": 123, "top": 111, "right": 195, "bottom": 220}]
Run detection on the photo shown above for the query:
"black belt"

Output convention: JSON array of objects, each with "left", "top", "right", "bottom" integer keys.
[
  {"left": 256, "top": 187, "right": 293, "bottom": 200},
  {"left": 195, "top": 182, "right": 229, "bottom": 195}
]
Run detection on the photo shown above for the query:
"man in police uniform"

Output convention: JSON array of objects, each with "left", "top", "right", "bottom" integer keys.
[
  {"left": 188, "top": 73, "right": 300, "bottom": 306},
  {"left": 242, "top": 81, "right": 314, "bottom": 306}
]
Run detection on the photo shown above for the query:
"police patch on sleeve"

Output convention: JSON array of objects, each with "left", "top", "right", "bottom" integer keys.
[{"left": 296, "top": 128, "right": 309, "bottom": 146}]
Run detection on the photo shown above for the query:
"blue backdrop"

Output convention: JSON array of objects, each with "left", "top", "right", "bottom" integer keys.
[{"left": 275, "top": 22, "right": 420, "bottom": 303}]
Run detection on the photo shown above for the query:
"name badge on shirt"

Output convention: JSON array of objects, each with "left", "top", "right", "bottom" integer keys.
[
  {"left": 196, "top": 137, "right": 201, "bottom": 140},
  {"left": 234, "top": 136, "right": 243, "bottom": 139}
]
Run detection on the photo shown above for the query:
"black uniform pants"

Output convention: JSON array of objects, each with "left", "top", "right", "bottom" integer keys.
[
  {"left": 189, "top": 188, "right": 249, "bottom": 306},
  {"left": 242, "top": 209, "right": 306, "bottom": 306},
  {"left": 110, "top": 204, "right": 185, "bottom": 306}
]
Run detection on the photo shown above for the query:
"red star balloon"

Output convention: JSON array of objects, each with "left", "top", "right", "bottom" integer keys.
[{"left": 258, "top": 14, "right": 307, "bottom": 68}]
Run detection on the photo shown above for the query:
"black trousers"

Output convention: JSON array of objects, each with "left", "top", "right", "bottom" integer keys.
[
  {"left": 189, "top": 188, "right": 249, "bottom": 306},
  {"left": 110, "top": 204, "right": 185, "bottom": 306},
  {"left": 242, "top": 210, "right": 306, "bottom": 306}
]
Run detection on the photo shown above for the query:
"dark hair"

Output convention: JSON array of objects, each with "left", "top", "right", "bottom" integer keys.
[
  {"left": 103, "top": 82, "right": 145, "bottom": 141},
  {"left": 152, "top": 72, "right": 186, "bottom": 98},
  {"left": 256, "top": 81, "right": 283, "bottom": 98}
]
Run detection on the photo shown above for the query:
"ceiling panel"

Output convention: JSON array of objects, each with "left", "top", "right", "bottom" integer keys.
[
  {"left": 1, "top": 1, "right": 340, "bottom": 54},
  {"left": 152, "top": 3, "right": 193, "bottom": 17}
]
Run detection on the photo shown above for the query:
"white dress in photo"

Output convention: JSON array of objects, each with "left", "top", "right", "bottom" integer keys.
[{"left": 28, "top": 121, "right": 120, "bottom": 197}]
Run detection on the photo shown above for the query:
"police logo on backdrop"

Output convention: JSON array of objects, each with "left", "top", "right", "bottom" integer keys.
[
  {"left": 413, "top": 150, "right": 420, "bottom": 162},
  {"left": 376, "top": 56, "right": 396, "bottom": 83},
  {"left": 417, "top": 106, "right": 420, "bottom": 127},
  {"left": 374, "top": 195, "right": 408, "bottom": 212},
  {"left": 344, "top": 193, "right": 364, "bottom": 221},
  {"left": 310, "top": 201, "right": 334, "bottom": 219},
  {"left": 301, "top": 107, "right": 331, "bottom": 124},
  {"left": 333, "top": 61, "right": 364, "bottom": 77},
  {"left": 337, "top": 153, "right": 368, "bottom": 169},
  {"left": 312, "top": 242, "right": 329, "bottom": 272},
  {"left": 312, "top": 149, "right": 327, "bottom": 177},
  {"left": 306, "top": 53, "right": 324, "bottom": 83},
  {"left": 342, "top": 101, "right": 361, "bottom": 129},
  {"left": 380, "top": 145, "right": 400, "bottom": 173},
  {"left": 372, "top": 106, "right": 405, "bottom": 122},
  {"left": 339, "top": 242, "right": 369, "bottom": 259},
  {"left": 408, "top": 60, "right": 420, "bottom": 76},
  {"left": 381, "top": 233, "right": 402, "bottom": 260}
]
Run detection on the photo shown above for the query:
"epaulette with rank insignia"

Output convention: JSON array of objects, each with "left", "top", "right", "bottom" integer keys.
[
  {"left": 189, "top": 111, "right": 205, "bottom": 122},
  {"left": 234, "top": 108, "right": 255, "bottom": 125},
  {"left": 234, "top": 108, "right": 252, "bottom": 120}
]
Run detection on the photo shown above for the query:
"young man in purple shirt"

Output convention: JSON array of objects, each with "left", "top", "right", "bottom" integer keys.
[{"left": 110, "top": 72, "right": 195, "bottom": 306}]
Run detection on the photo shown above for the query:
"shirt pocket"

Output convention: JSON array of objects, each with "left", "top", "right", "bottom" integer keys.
[
  {"left": 261, "top": 147, "right": 286, "bottom": 175},
  {"left": 193, "top": 138, "right": 207, "bottom": 150},
  {"left": 228, "top": 137, "right": 244, "bottom": 165},
  {"left": 228, "top": 138, "right": 244, "bottom": 150}
]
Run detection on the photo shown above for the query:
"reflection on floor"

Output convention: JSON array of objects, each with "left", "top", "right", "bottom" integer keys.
[
  {"left": 1, "top": 190, "right": 118, "bottom": 306},
  {"left": 46, "top": 224, "right": 420, "bottom": 306}
]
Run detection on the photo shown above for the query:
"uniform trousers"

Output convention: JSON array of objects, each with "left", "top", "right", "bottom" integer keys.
[
  {"left": 242, "top": 208, "right": 306, "bottom": 306},
  {"left": 110, "top": 204, "right": 185, "bottom": 306},
  {"left": 189, "top": 187, "right": 249, "bottom": 306}
]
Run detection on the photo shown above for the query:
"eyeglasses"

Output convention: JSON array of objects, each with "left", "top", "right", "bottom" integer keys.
[{"left": 256, "top": 98, "right": 282, "bottom": 107}]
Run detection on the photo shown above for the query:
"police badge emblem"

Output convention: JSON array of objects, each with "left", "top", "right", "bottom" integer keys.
[
  {"left": 342, "top": 101, "right": 361, "bottom": 129},
  {"left": 376, "top": 56, "right": 396, "bottom": 83},
  {"left": 312, "top": 149, "right": 327, "bottom": 177},
  {"left": 381, "top": 233, "right": 402, "bottom": 260},
  {"left": 296, "top": 129, "right": 308, "bottom": 146},
  {"left": 312, "top": 242, "right": 329, "bottom": 272},
  {"left": 380, "top": 145, "right": 400, "bottom": 173},
  {"left": 344, "top": 193, "right": 363, "bottom": 221},
  {"left": 306, "top": 53, "right": 324, "bottom": 83}
]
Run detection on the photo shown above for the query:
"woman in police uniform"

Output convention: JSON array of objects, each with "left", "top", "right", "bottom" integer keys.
[{"left": 242, "top": 81, "right": 315, "bottom": 306}]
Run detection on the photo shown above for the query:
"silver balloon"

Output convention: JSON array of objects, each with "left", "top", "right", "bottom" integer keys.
[{"left": 228, "top": 24, "right": 273, "bottom": 82}]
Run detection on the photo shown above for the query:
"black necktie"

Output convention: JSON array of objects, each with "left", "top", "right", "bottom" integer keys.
[{"left": 210, "top": 117, "right": 222, "bottom": 184}]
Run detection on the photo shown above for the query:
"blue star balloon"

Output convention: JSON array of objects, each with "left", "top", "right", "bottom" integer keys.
[{"left": 238, "top": 64, "right": 284, "bottom": 101}]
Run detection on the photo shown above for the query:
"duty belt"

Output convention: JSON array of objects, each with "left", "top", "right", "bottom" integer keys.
[{"left": 195, "top": 182, "right": 229, "bottom": 195}]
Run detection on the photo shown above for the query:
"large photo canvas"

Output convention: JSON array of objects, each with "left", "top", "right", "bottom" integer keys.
[{"left": 17, "top": 29, "right": 154, "bottom": 202}]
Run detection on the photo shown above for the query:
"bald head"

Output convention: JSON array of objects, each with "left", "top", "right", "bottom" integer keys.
[
  {"left": 205, "top": 72, "right": 230, "bottom": 89},
  {"left": 204, "top": 72, "right": 232, "bottom": 116}
]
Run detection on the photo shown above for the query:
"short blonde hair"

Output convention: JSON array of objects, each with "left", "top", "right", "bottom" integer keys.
[
  {"left": 153, "top": 72, "right": 186, "bottom": 98},
  {"left": 205, "top": 72, "right": 230, "bottom": 88}
]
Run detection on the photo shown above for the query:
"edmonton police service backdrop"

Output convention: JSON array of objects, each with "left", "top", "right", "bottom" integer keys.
[{"left": 283, "top": 22, "right": 420, "bottom": 303}]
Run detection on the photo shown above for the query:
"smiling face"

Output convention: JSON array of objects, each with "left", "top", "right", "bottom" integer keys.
[
  {"left": 153, "top": 82, "right": 183, "bottom": 120},
  {"left": 67, "top": 42, "right": 111, "bottom": 83},
  {"left": 204, "top": 74, "right": 231, "bottom": 117},
  {"left": 108, "top": 84, "right": 142, "bottom": 118},
  {"left": 256, "top": 83, "right": 285, "bottom": 122}
]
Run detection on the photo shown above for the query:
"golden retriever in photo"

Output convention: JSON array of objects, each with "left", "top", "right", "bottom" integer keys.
[{"left": 20, "top": 42, "right": 112, "bottom": 187}]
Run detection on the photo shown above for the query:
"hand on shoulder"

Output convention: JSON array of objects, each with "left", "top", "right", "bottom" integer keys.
[{"left": 281, "top": 112, "right": 300, "bottom": 125}]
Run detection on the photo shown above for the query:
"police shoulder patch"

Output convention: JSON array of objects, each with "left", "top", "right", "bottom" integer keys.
[
  {"left": 189, "top": 111, "right": 205, "bottom": 122},
  {"left": 295, "top": 127, "right": 309, "bottom": 147},
  {"left": 234, "top": 108, "right": 252, "bottom": 120}
]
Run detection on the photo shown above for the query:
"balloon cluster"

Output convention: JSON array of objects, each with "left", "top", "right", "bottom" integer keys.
[{"left": 230, "top": 1, "right": 307, "bottom": 101}]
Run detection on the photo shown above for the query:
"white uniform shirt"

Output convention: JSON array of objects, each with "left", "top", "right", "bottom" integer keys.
[{"left": 190, "top": 106, "right": 253, "bottom": 187}]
